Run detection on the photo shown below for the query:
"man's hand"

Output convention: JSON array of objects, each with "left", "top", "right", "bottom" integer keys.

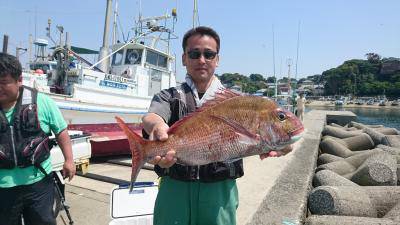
[
  {"left": 62, "top": 160, "right": 76, "bottom": 181},
  {"left": 149, "top": 122, "right": 169, "bottom": 141},
  {"left": 149, "top": 150, "right": 177, "bottom": 168},
  {"left": 147, "top": 121, "right": 177, "bottom": 168},
  {"left": 56, "top": 130, "right": 76, "bottom": 181},
  {"left": 259, "top": 145, "right": 293, "bottom": 160}
]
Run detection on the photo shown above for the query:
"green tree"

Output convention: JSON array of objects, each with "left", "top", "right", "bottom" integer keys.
[{"left": 249, "top": 74, "right": 265, "bottom": 82}]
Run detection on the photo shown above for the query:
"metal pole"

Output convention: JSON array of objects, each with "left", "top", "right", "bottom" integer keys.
[
  {"left": 65, "top": 32, "right": 71, "bottom": 50},
  {"left": 98, "top": 0, "right": 113, "bottom": 72},
  {"left": 193, "top": 0, "right": 198, "bottom": 28},
  {"left": 2, "top": 35, "right": 9, "bottom": 53},
  {"left": 102, "top": 0, "right": 112, "bottom": 49},
  {"left": 111, "top": 0, "right": 118, "bottom": 45}
]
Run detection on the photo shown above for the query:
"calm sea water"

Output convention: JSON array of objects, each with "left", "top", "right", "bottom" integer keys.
[{"left": 306, "top": 106, "right": 400, "bottom": 130}]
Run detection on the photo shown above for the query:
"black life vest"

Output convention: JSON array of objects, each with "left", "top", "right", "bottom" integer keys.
[
  {"left": 0, "top": 86, "right": 53, "bottom": 169},
  {"left": 145, "top": 83, "right": 244, "bottom": 182}
]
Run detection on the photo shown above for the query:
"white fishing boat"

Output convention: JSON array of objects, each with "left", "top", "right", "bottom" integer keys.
[{"left": 22, "top": 1, "right": 178, "bottom": 156}]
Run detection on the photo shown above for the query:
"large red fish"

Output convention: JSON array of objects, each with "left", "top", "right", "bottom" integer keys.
[{"left": 116, "top": 90, "right": 304, "bottom": 191}]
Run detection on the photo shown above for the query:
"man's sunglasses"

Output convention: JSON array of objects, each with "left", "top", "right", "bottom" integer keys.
[{"left": 187, "top": 50, "right": 218, "bottom": 60}]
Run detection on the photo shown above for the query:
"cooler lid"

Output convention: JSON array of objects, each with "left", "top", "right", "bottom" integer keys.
[{"left": 110, "top": 182, "right": 158, "bottom": 219}]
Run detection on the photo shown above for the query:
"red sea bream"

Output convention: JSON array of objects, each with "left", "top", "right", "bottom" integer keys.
[{"left": 116, "top": 90, "right": 304, "bottom": 191}]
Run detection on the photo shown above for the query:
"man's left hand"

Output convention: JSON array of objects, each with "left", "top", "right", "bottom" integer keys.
[
  {"left": 62, "top": 160, "right": 76, "bottom": 181},
  {"left": 259, "top": 145, "right": 293, "bottom": 160}
]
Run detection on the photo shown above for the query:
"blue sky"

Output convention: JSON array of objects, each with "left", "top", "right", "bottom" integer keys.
[{"left": 1, "top": 0, "right": 399, "bottom": 82}]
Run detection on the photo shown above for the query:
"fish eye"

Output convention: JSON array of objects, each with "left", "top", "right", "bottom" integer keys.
[{"left": 277, "top": 112, "right": 286, "bottom": 121}]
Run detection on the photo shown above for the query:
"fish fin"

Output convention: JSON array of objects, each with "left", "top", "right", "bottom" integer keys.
[
  {"left": 210, "top": 115, "right": 259, "bottom": 140},
  {"left": 115, "top": 116, "right": 147, "bottom": 192},
  {"left": 168, "top": 89, "right": 243, "bottom": 134},
  {"left": 200, "top": 89, "right": 243, "bottom": 109},
  {"left": 236, "top": 132, "right": 261, "bottom": 146}
]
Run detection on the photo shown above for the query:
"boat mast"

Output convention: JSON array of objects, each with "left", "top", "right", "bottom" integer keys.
[
  {"left": 98, "top": 0, "right": 113, "bottom": 73},
  {"left": 193, "top": 0, "right": 199, "bottom": 28},
  {"left": 111, "top": 0, "right": 119, "bottom": 45}
]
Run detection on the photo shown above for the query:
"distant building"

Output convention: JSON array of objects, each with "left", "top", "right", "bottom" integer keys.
[
  {"left": 254, "top": 88, "right": 267, "bottom": 96},
  {"left": 230, "top": 85, "right": 242, "bottom": 92},
  {"left": 296, "top": 80, "right": 325, "bottom": 96}
]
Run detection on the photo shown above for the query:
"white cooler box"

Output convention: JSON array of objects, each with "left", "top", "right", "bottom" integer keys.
[{"left": 109, "top": 182, "right": 158, "bottom": 225}]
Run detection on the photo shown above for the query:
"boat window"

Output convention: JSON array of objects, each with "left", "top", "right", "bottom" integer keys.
[
  {"left": 146, "top": 50, "right": 168, "bottom": 68},
  {"left": 125, "top": 49, "right": 142, "bottom": 65},
  {"left": 158, "top": 55, "right": 168, "bottom": 68},
  {"left": 112, "top": 50, "right": 124, "bottom": 65},
  {"left": 146, "top": 50, "right": 158, "bottom": 66}
]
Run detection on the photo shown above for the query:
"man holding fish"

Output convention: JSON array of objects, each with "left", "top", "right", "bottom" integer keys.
[{"left": 117, "top": 26, "right": 304, "bottom": 225}]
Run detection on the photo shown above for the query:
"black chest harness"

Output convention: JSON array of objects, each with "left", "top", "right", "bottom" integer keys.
[
  {"left": 145, "top": 83, "right": 244, "bottom": 182},
  {"left": 0, "top": 86, "right": 53, "bottom": 169}
]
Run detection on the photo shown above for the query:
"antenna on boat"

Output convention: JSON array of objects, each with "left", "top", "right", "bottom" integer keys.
[
  {"left": 46, "top": 19, "right": 57, "bottom": 46},
  {"left": 90, "top": 3, "right": 178, "bottom": 70}
]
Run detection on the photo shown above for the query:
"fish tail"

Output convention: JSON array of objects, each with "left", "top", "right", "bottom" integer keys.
[{"left": 115, "top": 116, "right": 147, "bottom": 192}]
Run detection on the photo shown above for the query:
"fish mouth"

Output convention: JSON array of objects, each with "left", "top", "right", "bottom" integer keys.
[{"left": 289, "top": 127, "right": 304, "bottom": 137}]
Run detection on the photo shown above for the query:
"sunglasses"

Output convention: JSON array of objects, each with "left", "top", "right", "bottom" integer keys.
[{"left": 187, "top": 49, "right": 218, "bottom": 60}]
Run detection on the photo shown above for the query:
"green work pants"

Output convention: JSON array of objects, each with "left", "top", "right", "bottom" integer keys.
[{"left": 153, "top": 177, "right": 239, "bottom": 225}]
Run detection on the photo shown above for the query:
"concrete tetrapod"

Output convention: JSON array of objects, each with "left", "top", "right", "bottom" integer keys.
[
  {"left": 313, "top": 169, "right": 359, "bottom": 187},
  {"left": 344, "top": 151, "right": 397, "bottom": 186},
  {"left": 322, "top": 134, "right": 374, "bottom": 151},
  {"left": 322, "top": 126, "right": 363, "bottom": 139},
  {"left": 317, "top": 154, "right": 343, "bottom": 166},
  {"left": 363, "top": 127, "right": 387, "bottom": 146},
  {"left": 375, "top": 127, "right": 400, "bottom": 135},
  {"left": 349, "top": 121, "right": 383, "bottom": 129},
  {"left": 308, "top": 186, "right": 376, "bottom": 217},
  {"left": 309, "top": 186, "right": 400, "bottom": 219},
  {"left": 384, "top": 201, "right": 400, "bottom": 223},
  {"left": 316, "top": 149, "right": 382, "bottom": 175},
  {"left": 329, "top": 123, "right": 358, "bottom": 131},
  {"left": 319, "top": 138, "right": 356, "bottom": 158},
  {"left": 383, "top": 135, "right": 400, "bottom": 147},
  {"left": 305, "top": 215, "right": 396, "bottom": 225}
]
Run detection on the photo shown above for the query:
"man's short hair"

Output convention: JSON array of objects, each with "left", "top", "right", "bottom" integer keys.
[
  {"left": 182, "top": 26, "right": 220, "bottom": 53},
  {"left": 0, "top": 53, "right": 22, "bottom": 80}
]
